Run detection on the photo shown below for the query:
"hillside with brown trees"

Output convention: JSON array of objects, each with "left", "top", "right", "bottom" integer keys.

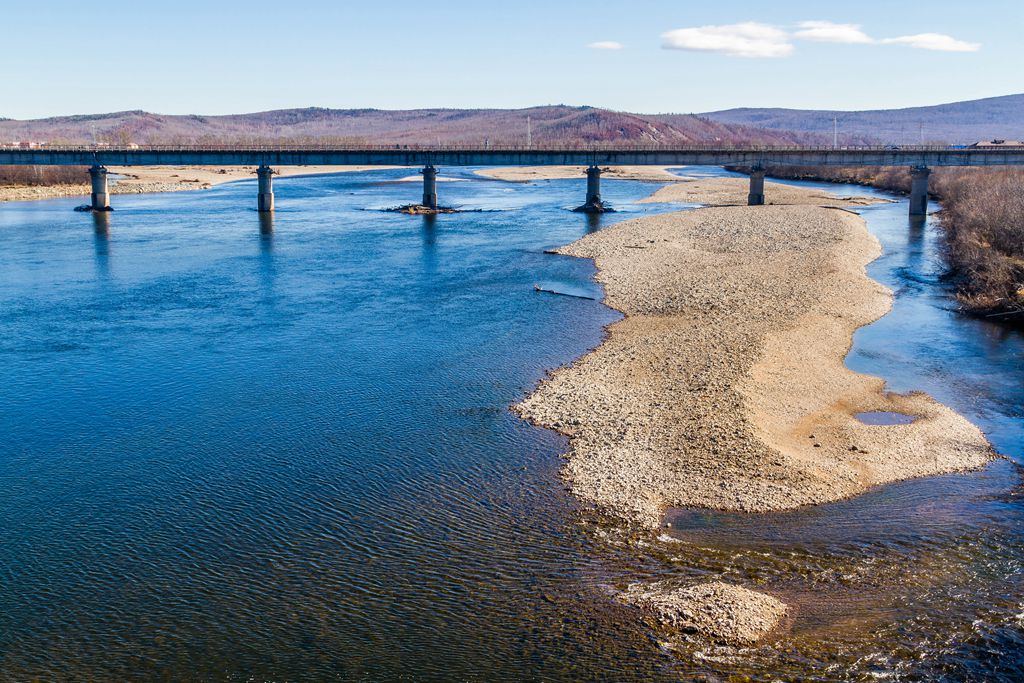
[{"left": 0, "top": 106, "right": 830, "bottom": 147}]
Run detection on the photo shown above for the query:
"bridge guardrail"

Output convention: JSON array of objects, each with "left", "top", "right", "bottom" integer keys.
[{"left": 0, "top": 143, "right": 1003, "bottom": 153}]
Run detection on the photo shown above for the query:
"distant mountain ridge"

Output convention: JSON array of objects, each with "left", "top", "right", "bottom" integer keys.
[
  {"left": 701, "top": 94, "right": 1024, "bottom": 145},
  {"left": 0, "top": 106, "right": 831, "bottom": 147},
  {"left": 3, "top": 95, "right": 1020, "bottom": 147}
]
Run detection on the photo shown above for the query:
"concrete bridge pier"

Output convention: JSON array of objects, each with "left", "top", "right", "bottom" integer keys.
[
  {"left": 257, "top": 165, "right": 275, "bottom": 212},
  {"left": 89, "top": 165, "right": 110, "bottom": 211},
  {"left": 909, "top": 166, "right": 930, "bottom": 216},
  {"left": 586, "top": 165, "right": 602, "bottom": 207},
  {"left": 747, "top": 165, "right": 766, "bottom": 206},
  {"left": 421, "top": 165, "right": 438, "bottom": 209},
  {"left": 573, "top": 165, "right": 606, "bottom": 213}
]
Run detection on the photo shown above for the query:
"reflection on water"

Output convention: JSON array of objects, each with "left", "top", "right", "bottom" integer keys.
[
  {"left": 420, "top": 213, "right": 438, "bottom": 270},
  {"left": 92, "top": 209, "right": 111, "bottom": 237},
  {"left": 908, "top": 213, "right": 926, "bottom": 244},
  {"left": 258, "top": 210, "right": 275, "bottom": 239},
  {"left": 92, "top": 211, "right": 112, "bottom": 280},
  {"left": 0, "top": 169, "right": 1020, "bottom": 681}
]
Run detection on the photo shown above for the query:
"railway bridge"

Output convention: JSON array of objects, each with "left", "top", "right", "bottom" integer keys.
[{"left": 3, "top": 145, "right": 1023, "bottom": 216}]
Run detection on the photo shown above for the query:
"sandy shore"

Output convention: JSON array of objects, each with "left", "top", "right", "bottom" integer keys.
[
  {"left": 477, "top": 166, "right": 685, "bottom": 183},
  {"left": 515, "top": 181, "right": 992, "bottom": 530},
  {"left": 0, "top": 165, "right": 399, "bottom": 203},
  {"left": 478, "top": 166, "right": 891, "bottom": 209},
  {"left": 641, "top": 176, "right": 890, "bottom": 207}
]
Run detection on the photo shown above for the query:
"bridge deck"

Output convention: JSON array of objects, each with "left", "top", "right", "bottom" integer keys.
[{"left": 2, "top": 146, "right": 1023, "bottom": 167}]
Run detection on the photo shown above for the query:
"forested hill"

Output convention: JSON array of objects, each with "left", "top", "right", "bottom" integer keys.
[
  {"left": 0, "top": 106, "right": 832, "bottom": 146},
  {"left": 8, "top": 95, "right": 1019, "bottom": 147}
]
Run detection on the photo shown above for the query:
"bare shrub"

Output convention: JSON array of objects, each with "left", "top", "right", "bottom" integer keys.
[
  {"left": 0, "top": 165, "right": 87, "bottom": 187},
  {"left": 939, "top": 169, "right": 1024, "bottom": 320},
  {"left": 734, "top": 165, "right": 912, "bottom": 194}
]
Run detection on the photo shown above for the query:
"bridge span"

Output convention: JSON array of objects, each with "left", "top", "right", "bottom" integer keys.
[{"left": 4, "top": 145, "right": 1023, "bottom": 216}]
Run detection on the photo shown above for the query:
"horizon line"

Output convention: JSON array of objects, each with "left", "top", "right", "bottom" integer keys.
[{"left": 3, "top": 92, "right": 1022, "bottom": 122}]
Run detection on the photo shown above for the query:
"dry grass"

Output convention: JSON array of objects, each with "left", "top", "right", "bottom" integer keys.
[
  {"left": 938, "top": 169, "right": 1024, "bottom": 319},
  {"left": 731, "top": 164, "right": 913, "bottom": 194},
  {"left": 0, "top": 165, "right": 87, "bottom": 187}
]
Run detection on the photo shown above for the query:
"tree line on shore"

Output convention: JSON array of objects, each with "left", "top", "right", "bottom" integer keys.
[
  {"left": 0, "top": 165, "right": 86, "bottom": 187},
  {"left": 0, "top": 107, "right": 832, "bottom": 149}
]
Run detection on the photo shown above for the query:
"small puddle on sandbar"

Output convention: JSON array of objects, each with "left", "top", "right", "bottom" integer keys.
[{"left": 855, "top": 411, "right": 918, "bottom": 425}]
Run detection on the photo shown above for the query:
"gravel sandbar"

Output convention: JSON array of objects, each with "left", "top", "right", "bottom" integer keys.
[
  {"left": 642, "top": 176, "right": 889, "bottom": 207},
  {"left": 477, "top": 166, "right": 685, "bottom": 183},
  {"left": 624, "top": 581, "right": 789, "bottom": 646},
  {"left": 515, "top": 185, "right": 993, "bottom": 528}
]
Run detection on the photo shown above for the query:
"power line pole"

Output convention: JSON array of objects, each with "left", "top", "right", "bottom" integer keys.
[
  {"left": 527, "top": 115, "right": 532, "bottom": 149},
  {"left": 833, "top": 116, "right": 838, "bottom": 149}
]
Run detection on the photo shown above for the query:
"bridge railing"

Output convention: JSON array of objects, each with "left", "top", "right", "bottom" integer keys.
[{"left": 0, "top": 143, "right": 994, "bottom": 153}]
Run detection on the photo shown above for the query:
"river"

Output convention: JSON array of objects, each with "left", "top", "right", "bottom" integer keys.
[{"left": 0, "top": 168, "right": 1020, "bottom": 680}]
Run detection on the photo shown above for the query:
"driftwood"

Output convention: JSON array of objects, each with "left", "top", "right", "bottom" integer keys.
[
  {"left": 386, "top": 204, "right": 460, "bottom": 215},
  {"left": 533, "top": 284, "right": 597, "bottom": 301}
]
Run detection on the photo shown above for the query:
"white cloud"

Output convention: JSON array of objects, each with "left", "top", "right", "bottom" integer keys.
[
  {"left": 659, "top": 21, "right": 980, "bottom": 58},
  {"left": 881, "top": 33, "right": 980, "bottom": 52},
  {"left": 588, "top": 41, "right": 624, "bottom": 50},
  {"left": 661, "top": 22, "right": 793, "bottom": 58},
  {"left": 794, "top": 20, "right": 873, "bottom": 44}
]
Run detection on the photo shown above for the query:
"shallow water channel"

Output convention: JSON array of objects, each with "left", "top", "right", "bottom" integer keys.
[
  {"left": 658, "top": 174, "right": 1024, "bottom": 680},
  {"left": 0, "top": 168, "right": 1020, "bottom": 680}
]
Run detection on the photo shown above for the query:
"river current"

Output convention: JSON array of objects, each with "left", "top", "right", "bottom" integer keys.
[{"left": 0, "top": 168, "right": 1020, "bottom": 681}]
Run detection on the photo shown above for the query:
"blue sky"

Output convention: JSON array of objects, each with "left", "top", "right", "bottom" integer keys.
[{"left": 3, "top": 0, "right": 1019, "bottom": 118}]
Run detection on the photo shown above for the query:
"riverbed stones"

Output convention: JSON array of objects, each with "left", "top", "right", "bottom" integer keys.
[
  {"left": 624, "top": 581, "right": 789, "bottom": 646},
  {"left": 640, "top": 176, "right": 891, "bottom": 207},
  {"left": 477, "top": 166, "right": 687, "bottom": 183},
  {"left": 515, "top": 182, "right": 993, "bottom": 528}
]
